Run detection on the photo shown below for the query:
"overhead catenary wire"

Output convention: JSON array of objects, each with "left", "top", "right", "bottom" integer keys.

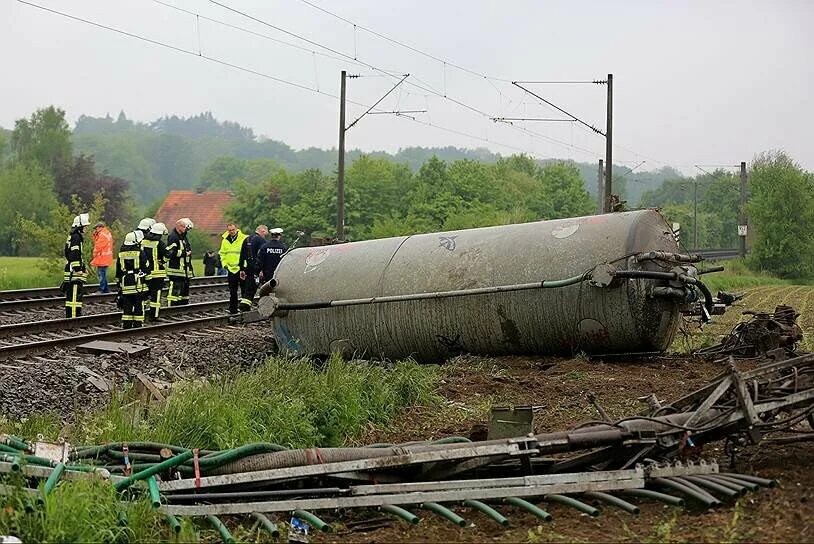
[{"left": 15, "top": 0, "right": 552, "bottom": 160}]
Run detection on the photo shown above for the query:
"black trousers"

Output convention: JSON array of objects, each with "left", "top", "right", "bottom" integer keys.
[
  {"left": 241, "top": 274, "right": 257, "bottom": 311},
  {"left": 65, "top": 281, "right": 84, "bottom": 318},
  {"left": 227, "top": 271, "right": 242, "bottom": 314},
  {"left": 167, "top": 275, "right": 189, "bottom": 306},
  {"left": 121, "top": 293, "right": 144, "bottom": 328},
  {"left": 145, "top": 278, "right": 165, "bottom": 320}
]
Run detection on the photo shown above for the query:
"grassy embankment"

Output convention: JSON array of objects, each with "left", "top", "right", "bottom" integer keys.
[
  {"left": 0, "top": 356, "right": 440, "bottom": 542},
  {"left": 0, "top": 257, "right": 62, "bottom": 290}
]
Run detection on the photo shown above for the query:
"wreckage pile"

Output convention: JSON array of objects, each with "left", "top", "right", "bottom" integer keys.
[{"left": 2, "top": 350, "right": 811, "bottom": 538}]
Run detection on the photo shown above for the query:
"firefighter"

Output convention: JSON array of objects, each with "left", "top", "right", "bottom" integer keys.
[
  {"left": 137, "top": 217, "right": 155, "bottom": 240},
  {"left": 238, "top": 224, "right": 268, "bottom": 310},
  {"left": 63, "top": 213, "right": 90, "bottom": 318},
  {"left": 115, "top": 231, "right": 146, "bottom": 328},
  {"left": 257, "top": 227, "right": 288, "bottom": 284},
  {"left": 166, "top": 218, "right": 194, "bottom": 306},
  {"left": 141, "top": 222, "right": 168, "bottom": 321},
  {"left": 218, "top": 222, "right": 248, "bottom": 315}
]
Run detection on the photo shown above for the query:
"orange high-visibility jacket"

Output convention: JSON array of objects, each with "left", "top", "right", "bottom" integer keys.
[{"left": 91, "top": 227, "right": 114, "bottom": 267}]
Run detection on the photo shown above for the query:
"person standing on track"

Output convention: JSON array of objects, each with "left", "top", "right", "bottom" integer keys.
[
  {"left": 141, "top": 222, "right": 168, "bottom": 322},
  {"left": 238, "top": 224, "right": 268, "bottom": 311},
  {"left": 218, "top": 222, "right": 248, "bottom": 316},
  {"left": 203, "top": 249, "right": 220, "bottom": 277},
  {"left": 166, "top": 218, "right": 194, "bottom": 306},
  {"left": 257, "top": 227, "right": 288, "bottom": 285},
  {"left": 90, "top": 221, "right": 113, "bottom": 294},
  {"left": 63, "top": 213, "right": 90, "bottom": 318},
  {"left": 116, "top": 231, "right": 146, "bottom": 328}
]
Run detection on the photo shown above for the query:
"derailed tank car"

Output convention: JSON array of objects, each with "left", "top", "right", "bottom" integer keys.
[{"left": 258, "top": 210, "right": 711, "bottom": 362}]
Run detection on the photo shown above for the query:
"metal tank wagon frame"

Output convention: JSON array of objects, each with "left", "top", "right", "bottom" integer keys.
[{"left": 257, "top": 210, "right": 723, "bottom": 361}]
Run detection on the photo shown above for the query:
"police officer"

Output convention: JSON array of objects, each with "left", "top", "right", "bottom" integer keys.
[
  {"left": 116, "top": 231, "right": 146, "bottom": 328},
  {"left": 63, "top": 213, "right": 90, "bottom": 318},
  {"left": 219, "top": 222, "right": 248, "bottom": 315},
  {"left": 141, "top": 222, "right": 168, "bottom": 321},
  {"left": 257, "top": 227, "right": 288, "bottom": 284},
  {"left": 166, "top": 218, "right": 194, "bottom": 306},
  {"left": 238, "top": 224, "right": 268, "bottom": 309}
]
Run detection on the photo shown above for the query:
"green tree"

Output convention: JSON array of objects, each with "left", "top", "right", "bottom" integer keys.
[
  {"left": 10, "top": 106, "right": 73, "bottom": 177},
  {"left": 532, "top": 162, "right": 595, "bottom": 219},
  {"left": 0, "top": 164, "right": 59, "bottom": 255},
  {"left": 746, "top": 151, "right": 814, "bottom": 278}
]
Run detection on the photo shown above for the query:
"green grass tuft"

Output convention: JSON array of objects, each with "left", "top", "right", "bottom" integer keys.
[
  {"left": 76, "top": 354, "right": 440, "bottom": 450},
  {"left": 0, "top": 257, "right": 62, "bottom": 290},
  {"left": 702, "top": 258, "right": 792, "bottom": 292}
]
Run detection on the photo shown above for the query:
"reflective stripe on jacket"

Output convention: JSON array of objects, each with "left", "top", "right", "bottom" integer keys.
[
  {"left": 116, "top": 248, "right": 144, "bottom": 295},
  {"left": 219, "top": 230, "right": 248, "bottom": 273},
  {"left": 91, "top": 227, "right": 114, "bottom": 267},
  {"left": 141, "top": 238, "right": 167, "bottom": 280}
]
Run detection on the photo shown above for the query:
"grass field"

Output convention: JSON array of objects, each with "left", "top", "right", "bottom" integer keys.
[{"left": 0, "top": 257, "right": 63, "bottom": 290}]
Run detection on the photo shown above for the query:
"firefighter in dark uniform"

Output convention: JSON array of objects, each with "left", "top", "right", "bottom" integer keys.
[
  {"left": 166, "top": 218, "right": 194, "bottom": 306},
  {"left": 257, "top": 227, "right": 288, "bottom": 284},
  {"left": 238, "top": 224, "right": 268, "bottom": 311},
  {"left": 115, "top": 231, "right": 147, "bottom": 328},
  {"left": 141, "top": 222, "right": 168, "bottom": 321},
  {"left": 63, "top": 213, "right": 90, "bottom": 318}
]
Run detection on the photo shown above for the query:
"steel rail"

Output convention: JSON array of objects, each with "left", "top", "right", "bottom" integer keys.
[
  {"left": 0, "top": 275, "right": 226, "bottom": 301},
  {"left": 0, "top": 278, "right": 228, "bottom": 311},
  {"left": 0, "top": 312, "right": 232, "bottom": 358},
  {"left": 0, "top": 300, "right": 230, "bottom": 339}
]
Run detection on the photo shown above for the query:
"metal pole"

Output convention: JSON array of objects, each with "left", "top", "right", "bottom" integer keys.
[
  {"left": 337, "top": 70, "right": 347, "bottom": 241},
  {"left": 597, "top": 159, "right": 604, "bottom": 214},
  {"left": 604, "top": 74, "right": 613, "bottom": 212},
  {"left": 693, "top": 180, "right": 698, "bottom": 250},
  {"left": 739, "top": 161, "right": 747, "bottom": 257}
]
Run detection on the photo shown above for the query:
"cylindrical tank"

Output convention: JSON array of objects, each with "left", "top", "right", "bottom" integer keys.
[{"left": 269, "top": 210, "right": 683, "bottom": 362}]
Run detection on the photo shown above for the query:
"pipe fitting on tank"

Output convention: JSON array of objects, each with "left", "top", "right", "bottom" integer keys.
[
  {"left": 257, "top": 278, "right": 278, "bottom": 298},
  {"left": 258, "top": 294, "right": 286, "bottom": 318}
]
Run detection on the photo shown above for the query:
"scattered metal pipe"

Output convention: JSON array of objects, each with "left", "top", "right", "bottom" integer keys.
[
  {"left": 583, "top": 491, "right": 639, "bottom": 515},
  {"left": 421, "top": 502, "right": 466, "bottom": 527},
  {"left": 381, "top": 504, "right": 420, "bottom": 525},
  {"left": 251, "top": 512, "right": 280, "bottom": 538},
  {"left": 292, "top": 509, "right": 332, "bottom": 533},
  {"left": 147, "top": 476, "right": 161, "bottom": 509},
  {"left": 544, "top": 494, "right": 600, "bottom": 517},
  {"left": 619, "top": 489, "right": 684, "bottom": 507},
  {"left": 206, "top": 515, "right": 235, "bottom": 544},
  {"left": 464, "top": 499, "right": 509, "bottom": 527},
  {"left": 503, "top": 497, "right": 552, "bottom": 522},
  {"left": 165, "top": 514, "right": 182, "bottom": 534}
]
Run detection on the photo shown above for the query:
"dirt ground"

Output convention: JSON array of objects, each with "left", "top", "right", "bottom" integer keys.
[{"left": 320, "top": 354, "right": 813, "bottom": 543}]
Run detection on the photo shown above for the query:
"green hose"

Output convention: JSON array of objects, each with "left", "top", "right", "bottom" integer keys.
[
  {"left": 251, "top": 512, "right": 280, "bottom": 537},
  {"left": 381, "top": 504, "right": 420, "bottom": 524},
  {"left": 3, "top": 454, "right": 20, "bottom": 472},
  {"left": 464, "top": 499, "right": 509, "bottom": 527},
  {"left": 114, "top": 450, "right": 193, "bottom": 492},
  {"left": 107, "top": 450, "right": 165, "bottom": 463},
  {"left": 194, "top": 443, "right": 288, "bottom": 469},
  {"left": 503, "top": 497, "right": 552, "bottom": 522},
  {"left": 206, "top": 515, "right": 235, "bottom": 544},
  {"left": 583, "top": 491, "right": 639, "bottom": 515},
  {"left": 147, "top": 476, "right": 161, "bottom": 509},
  {"left": 421, "top": 502, "right": 466, "bottom": 527},
  {"left": 293, "top": 510, "right": 332, "bottom": 533},
  {"left": 165, "top": 514, "right": 182, "bottom": 534},
  {"left": 2, "top": 435, "right": 30, "bottom": 451},
  {"left": 619, "top": 488, "right": 684, "bottom": 507},
  {"left": 0, "top": 444, "right": 23, "bottom": 455},
  {"left": 38, "top": 462, "right": 65, "bottom": 505},
  {"left": 544, "top": 494, "right": 600, "bottom": 517}
]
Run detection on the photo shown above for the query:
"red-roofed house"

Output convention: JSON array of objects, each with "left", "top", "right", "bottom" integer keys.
[{"left": 155, "top": 190, "right": 234, "bottom": 248}]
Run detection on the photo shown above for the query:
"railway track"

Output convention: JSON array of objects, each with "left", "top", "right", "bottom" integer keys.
[
  {"left": 696, "top": 248, "right": 742, "bottom": 261},
  {"left": 0, "top": 299, "right": 233, "bottom": 359},
  {"left": 0, "top": 276, "right": 227, "bottom": 312}
]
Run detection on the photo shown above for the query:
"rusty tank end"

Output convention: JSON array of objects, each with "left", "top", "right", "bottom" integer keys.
[{"left": 261, "top": 210, "right": 699, "bottom": 362}]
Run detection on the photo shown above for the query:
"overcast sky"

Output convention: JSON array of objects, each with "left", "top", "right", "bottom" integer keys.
[{"left": 2, "top": 0, "right": 812, "bottom": 175}]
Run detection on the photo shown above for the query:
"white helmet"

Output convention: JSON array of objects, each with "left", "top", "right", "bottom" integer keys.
[
  {"left": 72, "top": 213, "right": 90, "bottom": 228},
  {"left": 124, "top": 231, "right": 138, "bottom": 245},
  {"left": 138, "top": 217, "right": 156, "bottom": 231},
  {"left": 150, "top": 222, "right": 168, "bottom": 235},
  {"left": 133, "top": 230, "right": 145, "bottom": 243},
  {"left": 182, "top": 217, "right": 194, "bottom": 230}
]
